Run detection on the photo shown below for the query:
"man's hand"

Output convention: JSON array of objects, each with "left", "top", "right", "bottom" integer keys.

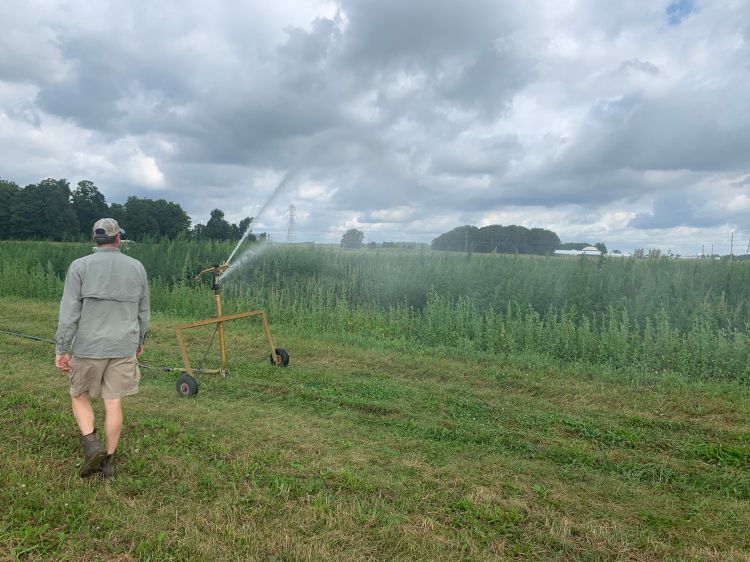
[
  {"left": 136, "top": 345, "right": 144, "bottom": 358},
  {"left": 55, "top": 353, "right": 71, "bottom": 373}
]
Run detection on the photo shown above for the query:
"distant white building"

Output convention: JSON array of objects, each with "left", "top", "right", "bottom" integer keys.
[
  {"left": 554, "top": 246, "right": 603, "bottom": 257},
  {"left": 581, "top": 246, "right": 602, "bottom": 255}
]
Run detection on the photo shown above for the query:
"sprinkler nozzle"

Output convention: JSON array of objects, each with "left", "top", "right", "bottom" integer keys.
[{"left": 193, "top": 263, "right": 229, "bottom": 281}]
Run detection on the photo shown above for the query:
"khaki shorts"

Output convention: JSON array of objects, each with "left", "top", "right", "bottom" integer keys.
[{"left": 69, "top": 356, "right": 140, "bottom": 400}]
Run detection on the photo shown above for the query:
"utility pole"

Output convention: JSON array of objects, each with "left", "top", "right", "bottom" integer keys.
[{"left": 464, "top": 229, "right": 468, "bottom": 253}]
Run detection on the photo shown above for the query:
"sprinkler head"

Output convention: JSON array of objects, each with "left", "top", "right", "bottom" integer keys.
[{"left": 194, "top": 263, "right": 230, "bottom": 281}]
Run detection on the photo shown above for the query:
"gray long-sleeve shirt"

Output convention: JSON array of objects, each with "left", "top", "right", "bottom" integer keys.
[{"left": 55, "top": 247, "right": 150, "bottom": 358}]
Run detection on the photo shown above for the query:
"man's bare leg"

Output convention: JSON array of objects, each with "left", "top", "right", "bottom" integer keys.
[
  {"left": 72, "top": 392, "right": 107, "bottom": 476},
  {"left": 103, "top": 398, "right": 123, "bottom": 454},
  {"left": 70, "top": 392, "right": 95, "bottom": 435}
]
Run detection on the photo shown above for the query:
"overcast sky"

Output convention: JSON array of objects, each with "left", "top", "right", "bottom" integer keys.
[{"left": 1, "top": 0, "right": 749, "bottom": 254}]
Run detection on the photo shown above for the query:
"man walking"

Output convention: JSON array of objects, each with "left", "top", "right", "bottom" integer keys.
[{"left": 55, "top": 218, "right": 149, "bottom": 478}]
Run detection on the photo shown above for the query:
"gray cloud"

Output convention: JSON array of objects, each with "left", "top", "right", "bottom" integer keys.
[
  {"left": 0, "top": 0, "right": 748, "bottom": 253},
  {"left": 555, "top": 87, "right": 750, "bottom": 175},
  {"left": 629, "top": 182, "right": 750, "bottom": 232},
  {"left": 620, "top": 59, "right": 660, "bottom": 76},
  {"left": 630, "top": 196, "right": 712, "bottom": 230}
]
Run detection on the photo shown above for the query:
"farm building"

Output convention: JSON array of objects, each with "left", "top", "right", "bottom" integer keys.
[{"left": 554, "top": 246, "right": 602, "bottom": 257}]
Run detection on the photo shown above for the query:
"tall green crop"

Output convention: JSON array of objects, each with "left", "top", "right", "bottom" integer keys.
[{"left": 1, "top": 240, "right": 748, "bottom": 380}]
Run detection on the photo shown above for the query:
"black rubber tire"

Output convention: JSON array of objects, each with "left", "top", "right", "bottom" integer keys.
[
  {"left": 176, "top": 373, "right": 199, "bottom": 397},
  {"left": 270, "top": 348, "right": 289, "bottom": 367}
]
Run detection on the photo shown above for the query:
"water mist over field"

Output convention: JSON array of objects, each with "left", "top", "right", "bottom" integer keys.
[
  {"left": 226, "top": 168, "right": 300, "bottom": 265},
  {"left": 222, "top": 240, "right": 273, "bottom": 281}
]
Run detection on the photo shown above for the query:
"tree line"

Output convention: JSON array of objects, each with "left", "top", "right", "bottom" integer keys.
[
  {"left": 0, "top": 177, "right": 263, "bottom": 242},
  {"left": 340, "top": 225, "right": 563, "bottom": 255},
  {"left": 431, "top": 224, "right": 561, "bottom": 255}
]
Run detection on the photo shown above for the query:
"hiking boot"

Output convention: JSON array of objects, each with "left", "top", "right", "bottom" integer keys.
[
  {"left": 79, "top": 430, "right": 107, "bottom": 478},
  {"left": 101, "top": 453, "right": 116, "bottom": 478}
]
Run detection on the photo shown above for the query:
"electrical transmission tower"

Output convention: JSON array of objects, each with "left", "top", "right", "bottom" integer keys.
[{"left": 286, "top": 204, "right": 296, "bottom": 244}]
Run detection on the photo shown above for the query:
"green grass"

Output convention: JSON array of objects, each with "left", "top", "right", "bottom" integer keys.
[{"left": 1, "top": 298, "right": 749, "bottom": 561}]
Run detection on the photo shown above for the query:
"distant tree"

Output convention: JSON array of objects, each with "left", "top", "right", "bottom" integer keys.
[
  {"left": 110, "top": 196, "right": 190, "bottom": 240},
  {"left": 71, "top": 180, "right": 109, "bottom": 236},
  {"left": 151, "top": 199, "right": 191, "bottom": 239},
  {"left": 432, "top": 224, "right": 559, "bottom": 255},
  {"left": 558, "top": 242, "right": 591, "bottom": 251},
  {"left": 191, "top": 223, "right": 205, "bottom": 239},
  {"left": 10, "top": 178, "right": 79, "bottom": 240},
  {"left": 473, "top": 224, "right": 504, "bottom": 253},
  {"left": 367, "top": 241, "right": 377, "bottom": 249},
  {"left": 202, "top": 209, "right": 233, "bottom": 241},
  {"left": 229, "top": 216, "right": 255, "bottom": 241},
  {"left": 0, "top": 179, "right": 20, "bottom": 239},
  {"left": 237, "top": 217, "right": 254, "bottom": 239},
  {"left": 431, "top": 225, "right": 479, "bottom": 252},
  {"left": 594, "top": 242, "right": 608, "bottom": 254},
  {"left": 117, "top": 197, "right": 160, "bottom": 240},
  {"left": 109, "top": 202, "right": 125, "bottom": 225},
  {"left": 529, "top": 228, "right": 561, "bottom": 255},
  {"left": 341, "top": 228, "right": 365, "bottom": 249}
]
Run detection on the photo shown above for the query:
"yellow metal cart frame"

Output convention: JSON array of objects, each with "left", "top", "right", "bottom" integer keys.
[{"left": 169, "top": 263, "right": 288, "bottom": 397}]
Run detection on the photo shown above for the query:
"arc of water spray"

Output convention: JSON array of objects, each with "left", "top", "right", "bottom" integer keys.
[
  {"left": 226, "top": 166, "right": 301, "bottom": 264},
  {"left": 222, "top": 239, "right": 273, "bottom": 280}
]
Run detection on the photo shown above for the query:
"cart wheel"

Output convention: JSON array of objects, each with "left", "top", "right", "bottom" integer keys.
[
  {"left": 270, "top": 348, "right": 289, "bottom": 367},
  {"left": 176, "top": 373, "right": 198, "bottom": 397}
]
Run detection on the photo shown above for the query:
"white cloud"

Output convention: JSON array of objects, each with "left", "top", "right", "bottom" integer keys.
[
  {"left": 126, "top": 149, "right": 165, "bottom": 188},
  {"left": 0, "top": 0, "right": 747, "bottom": 254}
]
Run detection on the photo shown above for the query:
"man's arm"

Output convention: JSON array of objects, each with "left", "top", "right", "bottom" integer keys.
[
  {"left": 137, "top": 267, "right": 150, "bottom": 355},
  {"left": 55, "top": 263, "right": 83, "bottom": 371}
]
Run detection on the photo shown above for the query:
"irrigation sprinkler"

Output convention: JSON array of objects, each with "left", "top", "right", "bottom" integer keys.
[
  {"left": 2, "top": 242, "right": 289, "bottom": 400},
  {"left": 168, "top": 261, "right": 289, "bottom": 398}
]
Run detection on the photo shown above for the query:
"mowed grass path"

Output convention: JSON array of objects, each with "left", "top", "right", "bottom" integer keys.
[{"left": 1, "top": 298, "right": 749, "bottom": 561}]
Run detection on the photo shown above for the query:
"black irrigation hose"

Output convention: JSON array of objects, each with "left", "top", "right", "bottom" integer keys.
[
  {"left": 0, "top": 328, "right": 150, "bottom": 369},
  {"left": 0, "top": 328, "right": 55, "bottom": 344}
]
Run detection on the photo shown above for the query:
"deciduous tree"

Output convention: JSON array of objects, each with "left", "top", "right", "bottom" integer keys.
[
  {"left": 71, "top": 180, "right": 108, "bottom": 235},
  {"left": 341, "top": 228, "right": 365, "bottom": 249},
  {"left": 10, "top": 178, "right": 79, "bottom": 240},
  {"left": 110, "top": 196, "right": 190, "bottom": 240},
  {"left": 203, "top": 209, "right": 233, "bottom": 241},
  {"left": 432, "top": 224, "right": 559, "bottom": 255},
  {"left": 0, "top": 179, "right": 20, "bottom": 239}
]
